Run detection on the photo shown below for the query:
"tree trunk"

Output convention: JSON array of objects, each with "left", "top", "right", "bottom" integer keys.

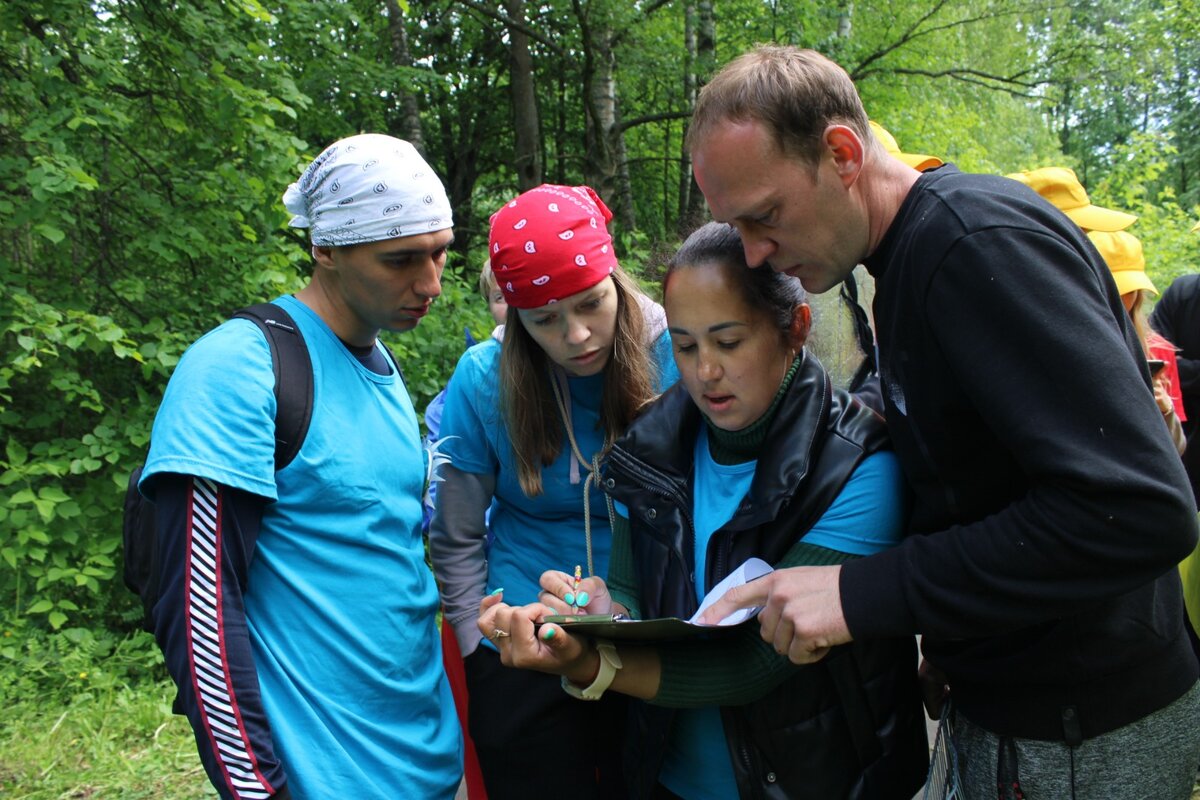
[
  {"left": 503, "top": 0, "right": 542, "bottom": 190},
  {"left": 677, "top": 0, "right": 697, "bottom": 230},
  {"left": 680, "top": 0, "right": 714, "bottom": 232},
  {"left": 384, "top": 0, "right": 426, "bottom": 153},
  {"left": 575, "top": 0, "right": 636, "bottom": 230}
]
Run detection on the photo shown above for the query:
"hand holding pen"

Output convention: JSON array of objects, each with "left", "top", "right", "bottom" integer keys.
[{"left": 536, "top": 567, "right": 613, "bottom": 617}]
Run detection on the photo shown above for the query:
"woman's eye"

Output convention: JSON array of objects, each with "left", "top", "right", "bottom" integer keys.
[
  {"left": 718, "top": 340, "right": 740, "bottom": 350},
  {"left": 533, "top": 316, "right": 555, "bottom": 326},
  {"left": 674, "top": 342, "right": 696, "bottom": 354}
]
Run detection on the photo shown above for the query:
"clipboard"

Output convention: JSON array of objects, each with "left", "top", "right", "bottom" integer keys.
[
  {"left": 538, "top": 613, "right": 750, "bottom": 642},
  {"left": 540, "top": 557, "right": 773, "bottom": 642}
]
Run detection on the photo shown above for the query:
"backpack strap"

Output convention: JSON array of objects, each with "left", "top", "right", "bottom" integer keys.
[{"left": 232, "top": 303, "right": 314, "bottom": 470}]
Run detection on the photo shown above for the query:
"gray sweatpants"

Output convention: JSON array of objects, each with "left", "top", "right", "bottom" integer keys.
[{"left": 954, "top": 679, "right": 1200, "bottom": 799}]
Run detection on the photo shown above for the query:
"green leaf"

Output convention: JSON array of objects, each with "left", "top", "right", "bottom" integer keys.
[
  {"left": 25, "top": 599, "right": 53, "bottom": 614},
  {"left": 32, "top": 224, "right": 65, "bottom": 244},
  {"left": 48, "top": 611, "right": 67, "bottom": 629},
  {"left": 5, "top": 440, "right": 28, "bottom": 466},
  {"left": 33, "top": 499, "right": 56, "bottom": 522},
  {"left": 37, "top": 486, "right": 70, "bottom": 503}
]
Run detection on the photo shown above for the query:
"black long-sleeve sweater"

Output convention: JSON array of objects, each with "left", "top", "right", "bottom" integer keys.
[{"left": 843, "top": 165, "right": 1198, "bottom": 741}]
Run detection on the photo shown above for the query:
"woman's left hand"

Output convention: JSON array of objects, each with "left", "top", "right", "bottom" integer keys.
[{"left": 477, "top": 594, "right": 593, "bottom": 679}]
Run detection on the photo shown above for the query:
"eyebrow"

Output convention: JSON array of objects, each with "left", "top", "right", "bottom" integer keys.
[
  {"left": 379, "top": 236, "right": 455, "bottom": 257},
  {"left": 668, "top": 321, "right": 748, "bottom": 335}
]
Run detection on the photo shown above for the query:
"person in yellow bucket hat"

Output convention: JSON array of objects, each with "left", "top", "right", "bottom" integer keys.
[
  {"left": 1087, "top": 229, "right": 1187, "bottom": 451},
  {"left": 1092, "top": 229, "right": 1200, "bottom": 662},
  {"left": 1007, "top": 166, "right": 1137, "bottom": 232},
  {"left": 868, "top": 120, "right": 943, "bottom": 172}
]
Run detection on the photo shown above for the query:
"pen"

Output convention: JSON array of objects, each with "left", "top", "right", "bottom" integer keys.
[{"left": 572, "top": 565, "right": 582, "bottom": 613}]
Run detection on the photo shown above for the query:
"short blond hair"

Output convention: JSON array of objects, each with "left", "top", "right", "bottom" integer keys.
[
  {"left": 479, "top": 262, "right": 499, "bottom": 299},
  {"left": 688, "top": 46, "right": 874, "bottom": 168}
]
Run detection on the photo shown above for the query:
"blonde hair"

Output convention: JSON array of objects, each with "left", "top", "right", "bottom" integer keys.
[
  {"left": 479, "top": 262, "right": 498, "bottom": 299},
  {"left": 688, "top": 45, "right": 876, "bottom": 168},
  {"left": 1127, "top": 289, "right": 1153, "bottom": 359},
  {"left": 499, "top": 266, "right": 657, "bottom": 497}
]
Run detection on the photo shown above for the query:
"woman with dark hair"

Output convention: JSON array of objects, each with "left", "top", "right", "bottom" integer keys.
[
  {"left": 429, "top": 184, "right": 678, "bottom": 799},
  {"left": 480, "top": 221, "right": 928, "bottom": 800}
]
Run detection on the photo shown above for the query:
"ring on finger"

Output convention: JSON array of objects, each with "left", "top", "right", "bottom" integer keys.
[{"left": 490, "top": 629, "right": 510, "bottom": 640}]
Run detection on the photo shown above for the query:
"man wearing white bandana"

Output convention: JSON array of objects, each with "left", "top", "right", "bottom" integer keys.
[{"left": 138, "top": 134, "right": 462, "bottom": 800}]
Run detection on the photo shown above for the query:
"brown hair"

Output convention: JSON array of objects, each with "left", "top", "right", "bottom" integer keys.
[
  {"left": 687, "top": 46, "right": 876, "bottom": 168},
  {"left": 499, "top": 266, "right": 658, "bottom": 496}
]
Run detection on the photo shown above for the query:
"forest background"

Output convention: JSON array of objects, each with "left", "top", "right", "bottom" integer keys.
[{"left": 2, "top": 0, "right": 1200, "bottom": 796}]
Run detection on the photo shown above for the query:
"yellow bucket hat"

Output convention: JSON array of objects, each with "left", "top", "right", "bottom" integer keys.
[
  {"left": 868, "top": 121, "right": 943, "bottom": 172},
  {"left": 1087, "top": 230, "right": 1157, "bottom": 296},
  {"left": 1006, "top": 167, "right": 1136, "bottom": 232}
]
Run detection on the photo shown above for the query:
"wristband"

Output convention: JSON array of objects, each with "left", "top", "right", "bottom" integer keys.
[{"left": 561, "top": 639, "right": 622, "bottom": 701}]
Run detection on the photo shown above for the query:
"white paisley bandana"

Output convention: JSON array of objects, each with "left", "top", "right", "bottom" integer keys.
[{"left": 282, "top": 134, "right": 453, "bottom": 246}]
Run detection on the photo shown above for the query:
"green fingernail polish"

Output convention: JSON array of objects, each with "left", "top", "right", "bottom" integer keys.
[
  {"left": 489, "top": 587, "right": 504, "bottom": 596},
  {"left": 563, "top": 592, "right": 575, "bottom": 606},
  {"left": 541, "top": 626, "right": 556, "bottom": 640},
  {"left": 576, "top": 591, "right": 590, "bottom": 607}
]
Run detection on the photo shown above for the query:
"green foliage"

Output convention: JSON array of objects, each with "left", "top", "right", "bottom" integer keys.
[
  {"left": 0, "top": 617, "right": 163, "bottom": 708},
  {"left": 0, "top": 1, "right": 310, "bottom": 632},
  {"left": 1088, "top": 131, "right": 1200, "bottom": 294},
  {"left": 0, "top": 692, "right": 212, "bottom": 799}
]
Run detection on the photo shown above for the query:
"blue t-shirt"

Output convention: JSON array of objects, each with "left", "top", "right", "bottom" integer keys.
[
  {"left": 438, "top": 330, "right": 678, "bottom": 612},
  {"left": 659, "top": 438, "right": 907, "bottom": 800},
  {"left": 142, "top": 295, "right": 461, "bottom": 799}
]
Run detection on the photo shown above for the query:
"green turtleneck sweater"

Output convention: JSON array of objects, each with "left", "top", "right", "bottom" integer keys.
[{"left": 605, "top": 355, "right": 859, "bottom": 708}]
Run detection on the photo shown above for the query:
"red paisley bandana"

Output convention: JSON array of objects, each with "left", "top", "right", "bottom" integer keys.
[{"left": 489, "top": 184, "right": 618, "bottom": 308}]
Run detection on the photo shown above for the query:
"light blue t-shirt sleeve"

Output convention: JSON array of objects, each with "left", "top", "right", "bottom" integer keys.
[
  {"left": 437, "top": 342, "right": 500, "bottom": 476},
  {"left": 802, "top": 451, "right": 909, "bottom": 556},
  {"left": 140, "top": 319, "right": 278, "bottom": 501},
  {"left": 652, "top": 328, "right": 680, "bottom": 391}
]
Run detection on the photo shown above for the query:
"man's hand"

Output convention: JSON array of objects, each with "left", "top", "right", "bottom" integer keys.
[{"left": 700, "top": 565, "right": 851, "bottom": 664}]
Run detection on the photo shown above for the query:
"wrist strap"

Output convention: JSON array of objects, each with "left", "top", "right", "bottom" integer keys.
[{"left": 561, "top": 639, "right": 622, "bottom": 701}]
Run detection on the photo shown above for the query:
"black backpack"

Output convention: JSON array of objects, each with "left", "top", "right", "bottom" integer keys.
[{"left": 122, "top": 303, "right": 314, "bottom": 632}]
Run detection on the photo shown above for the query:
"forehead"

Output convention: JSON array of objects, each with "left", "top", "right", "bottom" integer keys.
[
  {"left": 666, "top": 263, "right": 754, "bottom": 319},
  {"left": 357, "top": 227, "right": 454, "bottom": 255},
  {"left": 518, "top": 275, "right": 613, "bottom": 315},
  {"left": 692, "top": 121, "right": 788, "bottom": 221}
]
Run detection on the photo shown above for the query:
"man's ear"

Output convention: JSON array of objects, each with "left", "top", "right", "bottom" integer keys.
[
  {"left": 823, "top": 125, "right": 866, "bottom": 188},
  {"left": 312, "top": 244, "right": 336, "bottom": 269},
  {"left": 788, "top": 303, "right": 812, "bottom": 349}
]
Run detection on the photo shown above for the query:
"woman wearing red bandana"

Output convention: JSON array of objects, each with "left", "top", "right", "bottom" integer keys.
[{"left": 429, "top": 185, "right": 679, "bottom": 798}]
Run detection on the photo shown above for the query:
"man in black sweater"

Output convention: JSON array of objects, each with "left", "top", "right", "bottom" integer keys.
[{"left": 694, "top": 46, "right": 1200, "bottom": 797}]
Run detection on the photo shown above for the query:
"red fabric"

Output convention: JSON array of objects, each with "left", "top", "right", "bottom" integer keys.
[
  {"left": 489, "top": 184, "right": 617, "bottom": 308},
  {"left": 441, "top": 621, "right": 488, "bottom": 799},
  {"left": 1148, "top": 331, "right": 1187, "bottom": 421}
]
